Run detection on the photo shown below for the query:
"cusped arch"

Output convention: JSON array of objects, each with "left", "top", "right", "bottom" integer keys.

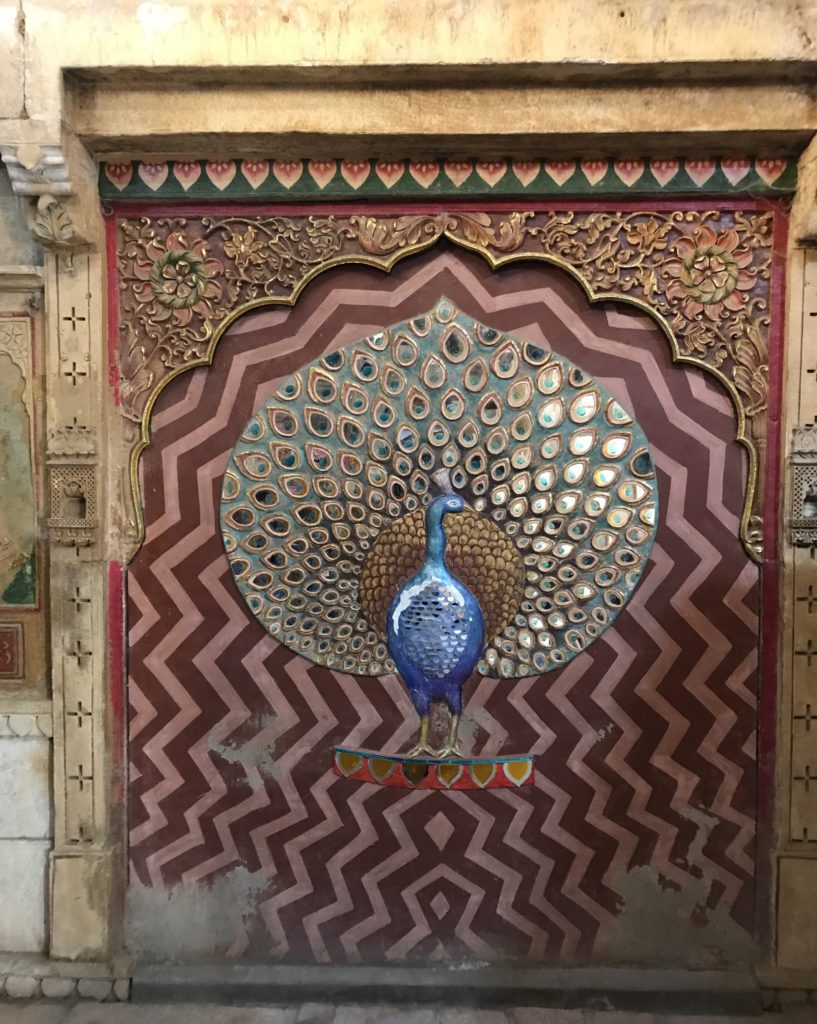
[{"left": 116, "top": 209, "right": 772, "bottom": 561}]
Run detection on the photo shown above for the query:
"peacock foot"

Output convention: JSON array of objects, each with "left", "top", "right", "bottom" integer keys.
[
  {"left": 406, "top": 715, "right": 434, "bottom": 758},
  {"left": 405, "top": 742, "right": 438, "bottom": 758},
  {"left": 435, "top": 713, "right": 463, "bottom": 759},
  {"left": 435, "top": 743, "right": 464, "bottom": 760}
]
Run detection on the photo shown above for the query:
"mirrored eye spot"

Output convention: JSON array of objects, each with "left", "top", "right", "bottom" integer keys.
[
  {"left": 228, "top": 507, "right": 255, "bottom": 527},
  {"left": 230, "top": 558, "right": 250, "bottom": 578}
]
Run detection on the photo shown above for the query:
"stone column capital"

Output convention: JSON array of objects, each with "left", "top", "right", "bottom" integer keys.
[
  {"left": 0, "top": 143, "right": 72, "bottom": 197},
  {"left": 0, "top": 132, "right": 104, "bottom": 253}
]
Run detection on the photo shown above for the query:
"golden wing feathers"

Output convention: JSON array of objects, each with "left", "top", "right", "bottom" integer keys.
[{"left": 359, "top": 507, "right": 525, "bottom": 644}]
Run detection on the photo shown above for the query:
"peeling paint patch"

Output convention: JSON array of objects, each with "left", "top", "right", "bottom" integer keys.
[
  {"left": 208, "top": 713, "right": 279, "bottom": 787},
  {"left": 594, "top": 865, "right": 756, "bottom": 967},
  {"left": 127, "top": 867, "right": 269, "bottom": 963}
]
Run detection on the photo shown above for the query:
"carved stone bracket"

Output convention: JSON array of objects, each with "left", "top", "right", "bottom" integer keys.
[
  {"left": 2, "top": 138, "right": 104, "bottom": 259},
  {"left": 29, "top": 195, "right": 89, "bottom": 253},
  {"left": 0, "top": 144, "right": 72, "bottom": 197},
  {"left": 112, "top": 207, "right": 780, "bottom": 561}
]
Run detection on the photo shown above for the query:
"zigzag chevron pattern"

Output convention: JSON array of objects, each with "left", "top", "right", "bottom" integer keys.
[{"left": 128, "top": 248, "right": 759, "bottom": 964}]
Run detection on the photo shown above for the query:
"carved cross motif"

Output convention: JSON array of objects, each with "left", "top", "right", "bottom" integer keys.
[
  {"left": 67, "top": 822, "right": 93, "bottom": 845},
  {"left": 68, "top": 764, "right": 92, "bottom": 791},
  {"left": 66, "top": 701, "right": 92, "bottom": 728},
  {"left": 59, "top": 415, "right": 90, "bottom": 438},
  {"left": 795, "top": 638, "right": 817, "bottom": 667},
  {"left": 794, "top": 765, "right": 813, "bottom": 791},
  {"left": 795, "top": 704, "right": 816, "bottom": 731},
  {"left": 62, "top": 306, "right": 86, "bottom": 331},
  {"left": 64, "top": 638, "right": 92, "bottom": 667},
  {"left": 63, "top": 361, "right": 87, "bottom": 386},
  {"left": 798, "top": 585, "right": 817, "bottom": 613},
  {"left": 68, "top": 586, "right": 91, "bottom": 613}
]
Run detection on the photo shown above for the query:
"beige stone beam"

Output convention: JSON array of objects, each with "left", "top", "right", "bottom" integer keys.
[
  {"left": 12, "top": 0, "right": 817, "bottom": 133},
  {"left": 67, "top": 82, "right": 817, "bottom": 160}
]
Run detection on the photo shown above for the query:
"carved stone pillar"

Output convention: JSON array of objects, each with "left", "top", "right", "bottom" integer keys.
[
  {"left": 3, "top": 137, "right": 119, "bottom": 961},
  {"left": 774, "top": 163, "right": 817, "bottom": 974}
]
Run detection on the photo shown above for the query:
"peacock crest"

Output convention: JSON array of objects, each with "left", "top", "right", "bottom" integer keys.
[{"left": 220, "top": 297, "right": 658, "bottom": 681}]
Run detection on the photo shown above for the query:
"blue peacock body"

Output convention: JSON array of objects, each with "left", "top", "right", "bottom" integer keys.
[{"left": 387, "top": 491, "right": 485, "bottom": 755}]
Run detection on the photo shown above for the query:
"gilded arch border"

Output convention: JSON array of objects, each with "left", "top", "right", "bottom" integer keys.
[{"left": 111, "top": 206, "right": 783, "bottom": 562}]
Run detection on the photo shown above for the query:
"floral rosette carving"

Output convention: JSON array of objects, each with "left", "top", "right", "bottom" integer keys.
[
  {"left": 139, "top": 232, "right": 222, "bottom": 322},
  {"left": 664, "top": 226, "right": 756, "bottom": 321}
]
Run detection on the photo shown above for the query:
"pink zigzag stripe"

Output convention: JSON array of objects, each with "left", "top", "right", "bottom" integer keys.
[
  {"left": 151, "top": 367, "right": 208, "bottom": 431},
  {"left": 535, "top": 768, "right": 615, "bottom": 930},
  {"left": 456, "top": 792, "right": 550, "bottom": 949},
  {"left": 646, "top": 447, "right": 747, "bottom": 906},
  {"left": 135, "top": 454, "right": 234, "bottom": 862},
  {"left": 167, "top": 562, "right": 258, "bottom": 883},
  {"left": 257, "top": 658, "right": 340, "bottom": 954},
  {"left": 128, "top": 675, "right": 158, "bottom": 748},
  {"left": 127, "top": 573, "right": 160, "bottom": 646},
  {"left": 308, "top": 679, "right": 418, "bottom": 957},
  {"left": 385, "top": 862, "right": 494, "bottom": 961},
  {"left": 340, "top": 789, "right": 428, "bottom": 959},
  {"left": 492, "top": 789, "right": 582, "bottom": 955}
]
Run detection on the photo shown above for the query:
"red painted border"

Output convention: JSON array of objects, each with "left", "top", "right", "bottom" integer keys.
[
  {"left": 754, "top": 206, "right": 789, "bottom": 950},
  {"left": 107, "top": 194, "right": 788, "bottom": 954},
  {"left": 106, "top": 196, "right": 783, "bottom": 221}
]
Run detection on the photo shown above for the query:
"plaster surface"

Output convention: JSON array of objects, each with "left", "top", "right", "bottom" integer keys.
[
  {"left": 0, "top": 838, "right": 48, "bottom": 951},
  {"left": 0, "top": 737, "right": 51, "bottom": 838}
]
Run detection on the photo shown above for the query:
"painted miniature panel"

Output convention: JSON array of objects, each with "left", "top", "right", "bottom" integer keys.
[
  {"left": 126, "top": 246, "right": 759, "bottom": 967},
  {"left": 0, "top": 314, "right": 45, "bottom": 694},
  {"left": 0, "top": 317, "right": 37, "bottom": 607}
]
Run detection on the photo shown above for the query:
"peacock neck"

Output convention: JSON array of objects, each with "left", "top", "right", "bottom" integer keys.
[{"left": 425, "top": 497, "right": 450, "bottom": 569}]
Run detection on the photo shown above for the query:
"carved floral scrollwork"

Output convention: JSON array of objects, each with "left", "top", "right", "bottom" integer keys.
[
  {"left": 114, "top": 206, "right": 780, "bottom": 559},
  {"left": 117, "top": 216, "right": 348, "bottom": 420}
]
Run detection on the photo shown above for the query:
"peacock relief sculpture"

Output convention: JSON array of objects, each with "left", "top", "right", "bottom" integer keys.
[
  {"left": 387, "top": 478, "right": 485, "bottom": 758},
  {"left": 221, "top": 297, "right": 658, "bottom": 773}
]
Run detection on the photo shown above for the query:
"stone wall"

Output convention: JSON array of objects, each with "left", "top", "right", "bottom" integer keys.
[{"left": 0, "top": 0, "right": 816, "bottom": 989}]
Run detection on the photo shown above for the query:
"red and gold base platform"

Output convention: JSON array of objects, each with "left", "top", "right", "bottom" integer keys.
[{"left": 333, "top": 747, "right": 535, "bottom": 790}]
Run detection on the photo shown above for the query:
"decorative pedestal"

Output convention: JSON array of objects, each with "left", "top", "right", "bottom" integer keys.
[{"left": 333, "top": 747, "right": 534, "bottom": 790}]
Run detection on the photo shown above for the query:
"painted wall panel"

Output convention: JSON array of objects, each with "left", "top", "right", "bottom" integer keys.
[{"left": 126, "top": 245, "right": 760, "bottom": 967}]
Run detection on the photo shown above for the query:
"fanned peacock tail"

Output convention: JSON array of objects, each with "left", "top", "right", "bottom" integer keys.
[{"left": 220, "top": 297, "right": 658, "bottom": 680}]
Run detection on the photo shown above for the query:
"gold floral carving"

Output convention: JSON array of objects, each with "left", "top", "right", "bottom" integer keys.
[{"left": 114, "top": 208, "right": 779, "bottom": 560}]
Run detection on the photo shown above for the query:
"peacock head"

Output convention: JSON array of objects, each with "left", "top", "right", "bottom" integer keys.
[
  {"left": 429, "top": 469, "right": 465, "bottom": 520},
  {"left": 440, "top": 494, "right": 465, "bottom": 515},
  {"left": 426, "top": 492, "right": 465, "bottom": 553}
]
